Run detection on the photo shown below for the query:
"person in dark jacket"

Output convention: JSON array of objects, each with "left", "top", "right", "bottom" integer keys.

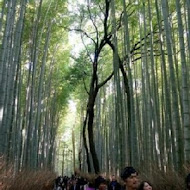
[
  {"left": 186, "top": 173, "right": 190, "bottom": 190},
  {"left": 54, "top": 176, "right": 64, "bottom": 190},
  {"left": 108, "top": 175, "right": 121, "bottom": 190},
  {"left": 95, "top": 176, "right": 108, "bottom": 190},
  {"left": 70, "top": 178, "right": 81, "bottom": 190}
]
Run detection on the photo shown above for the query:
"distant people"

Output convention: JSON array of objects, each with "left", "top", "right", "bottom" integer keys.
[
  {"left": 108, "top": 175, "right": 121, "bottom": 190},
  {"left": 186, "top": 173, "right": 190, "bottom": 190},
  {"left": 86, "top": 182, "right": 95, "bottom": 190},
  {"left": 0, "top": 182, "right": 4, "bottom": 189},
  {"left": 54, "top": 176, "right": 64, "bottom": 190},
  {"left": 78, "top": 177, "right": 88, "bottom": 190},
  {"left": 121, "top": 166, "right": 139, "bottom": 190},
  {"left": 63, "top": 176, "right": 69, "bottom": 190},
  {"left": 70, "top": 178, "right": 81, "bottom": 190},
  {"left": 67, "top": 178, "right": 73, "bottom": 190},
  {"left": 138, "top": 181, "right": 152, "bottom": 190}
]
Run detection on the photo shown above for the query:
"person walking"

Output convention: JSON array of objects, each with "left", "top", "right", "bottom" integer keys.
[
  {"left": 186, "top": 173, "right": 190, "bottom": 190},
  {"left": 137, "top": 181, "right": 152, "bottom": 190},
  {"left": 120, "top": 166, "right": 139, "bottom": 190},
  {"left": 108, "top": 175, "right": 121, "bottom": 190}
]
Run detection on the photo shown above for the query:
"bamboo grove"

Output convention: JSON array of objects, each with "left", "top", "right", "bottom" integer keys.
[
  {"left": 0, "top": 0, "right": 70, "bottom": 171},
  {"left": 0, "top": 0, "right": 190, "bottom": 176},
  {"left": 73, "top": 0, "right": 190, "bottom": 175}
]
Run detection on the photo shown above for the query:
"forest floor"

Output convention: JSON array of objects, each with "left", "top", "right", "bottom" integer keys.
[
  {"left": 0, "top": 159, "right": 56, "bottom": 190},
  {"left": 0, "top": 169, "right": 56, "bottom": 190}
]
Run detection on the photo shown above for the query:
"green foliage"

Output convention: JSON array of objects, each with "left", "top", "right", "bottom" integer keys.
[
  {"left": 98, "top": 45, "right": 113, "bottom": 77},
  {"left": 64, "top": 50, "right": 91, "bottom": 89}
]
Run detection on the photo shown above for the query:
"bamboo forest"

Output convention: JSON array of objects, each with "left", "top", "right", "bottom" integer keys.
[{"left": 0, "top": 0, "right": 190, "bottom": 189}]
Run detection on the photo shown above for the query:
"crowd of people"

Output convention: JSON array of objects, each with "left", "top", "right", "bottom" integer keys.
[{"left": 53, "top": 166, "right": 190, "bottom": 190}]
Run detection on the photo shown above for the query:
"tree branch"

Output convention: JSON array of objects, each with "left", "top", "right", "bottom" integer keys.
[
  {"left": 97, "top": 71, "right": 114, "bottom": 89},
  {"left": 104, "top": 0, "right": 110, "bottom": 38},
  {"left": 83, "top": 77, "right": 89, "bottom": 95},
  {"left": 81, "top": 33, "right": 94, "bottom": 63},
  {"left": 87, "top": 0, "right": 99, "bottom": 45},
  {"left": 70, "top": 28, "right": 96, "bottom": 45}
]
